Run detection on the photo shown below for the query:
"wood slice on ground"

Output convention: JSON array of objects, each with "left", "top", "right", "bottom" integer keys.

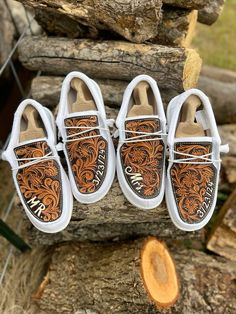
[
  {"left": 207, "top": 189, "right": 236, "bottom": 261},
  {"left": 218, "top": 124, "right": 236, "bottom": 156},
  {"left": 36, "top": 239, "right": 236, "bottom": 314},
  {"left": 19, "top": 180, "right": 201, "bottom": 246},
  {"left": 198, "top": 0, "right": 225, "bottom": 25},
  {"left": 31, "top": 75, "right": 178, "bottom": 109},
  {"left": 18, "top": 0, "right": 162, "bottom": 43},
  {"left": 18, "top": 36, "right": 202, "bottom": 91},
  {"left": 222, "top": 156, "right": 236, "bottom": 184},
  {"left": 152, "top": 7, "right": 197, "bottom": 47}
]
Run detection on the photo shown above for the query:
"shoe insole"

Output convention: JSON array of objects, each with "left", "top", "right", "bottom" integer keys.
[
  {"left": 127, "top": 81, "right": 154, "bottom": 117},
  {"left": 70, "top": 78, "right": 96, "bottom": 113},
  {"left": 175, "top": 95, "right": 205, "bottom": 138},
  {"left": 20, "top": 105, "right": 45, "bottom": 142}
]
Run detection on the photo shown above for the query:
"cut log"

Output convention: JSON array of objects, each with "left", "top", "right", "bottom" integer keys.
[
  {"left": 19, "top": 179, "right": 201, "bottom": 246},
  {"left": 207, "top": 189, "right": 236, "bottom": 261},
  {"left": 198, "top": 0, "right": 225, "bottom": 25},
  {"left": 19, "top": 1, "right": 196, "bottom": 47},
  {"left": 18, "top": 36, "right": 202, "bottom": 91},
  {"left": 17, "top": 0, "right": 163, "bottom": 43},
  {"left": 198, "top": 76, "right": 236, "bottom": 124},
  {"left": 201, "top": 65, "right": 236, "bottom": 83},
  {"left": 152, "top": 7, "right": 197, "bottom": 47},
  {"left": 36, "top": 240, "right": 236, "bottom": 314},
  {"left": 30, "top": 75, "right": 178, "bottom": 109}
]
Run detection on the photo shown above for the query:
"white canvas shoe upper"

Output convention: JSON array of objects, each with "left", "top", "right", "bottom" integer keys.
[
  {"left": 116, "top": 75, "right": 167, "bottom": 210},
  {"left": 56, "top": 71, "right": 115, "bottom": 204},
  {"left": 2, "top": 99, "right": 73, "bottom": 233},
  {"left": 166, "top": 88, "right": 229, "bottom": 231}
]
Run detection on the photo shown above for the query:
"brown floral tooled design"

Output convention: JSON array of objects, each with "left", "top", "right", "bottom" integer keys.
[
  {"left": 14, "top": 141, "right": 62, "bottom": 222},
  {"left": 170, "top": 143, "right": 216, "bottom": 224},
  {"left": 65, "top": 115, "right": 107, "bottom": 194},
  {"left": 120, "top": 118, "right": 164, "bottom": 198}
]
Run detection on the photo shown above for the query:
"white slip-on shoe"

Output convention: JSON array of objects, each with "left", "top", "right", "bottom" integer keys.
[
  {"left": 2, "top": 99, "right": 73, "bottom": 233},
  {"left": 166, "top": 89, "right": 229, "bottom": 232},
  {"left": 56, "top": 71, "right": 115, "bottom": 204},
  {"left": 116, "top": 75, "right": 167, "bottom": 210}
]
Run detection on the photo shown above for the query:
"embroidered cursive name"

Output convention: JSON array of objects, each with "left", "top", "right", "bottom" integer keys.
[{"left": 125, "top": 166, "right": 143, "bottom": 192}]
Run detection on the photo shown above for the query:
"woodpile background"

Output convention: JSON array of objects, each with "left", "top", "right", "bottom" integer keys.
[{"left": 14, "top": 0, "right": 236, "bottom": 313}]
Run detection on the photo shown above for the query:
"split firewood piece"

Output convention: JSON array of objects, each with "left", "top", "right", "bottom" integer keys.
[
  {"left": 35, "top": 237, "right": 179, "bottom": 313},
  {"left": 18, "top": 0, "right": 163, "bottom": 43},
  {"left": 207, "top": 189, "right": 236, "bottom": 261},
  {"left": 152, "top": 7, "right": 198, "bottom": 47},
  {"left": 176, "top": 95, "right": 205, "bottom": 137},
  {"left": 198, "top": 0, "right": 225, "bottom": 25},
  {"left": 19, "top": 105, "right": 45, "bottom": 141},
  {"left": 18, "top": 36, "right": 202, "bottom": 91}
]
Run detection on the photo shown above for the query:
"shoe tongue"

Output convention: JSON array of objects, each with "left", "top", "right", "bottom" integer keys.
[{"left": 124, "top": 116, "right": 161, "bottom": 135}]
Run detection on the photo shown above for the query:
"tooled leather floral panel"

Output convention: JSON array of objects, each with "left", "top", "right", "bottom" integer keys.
[
  {"left": 65, "top": 115, "right": 108, "bottom": 194},
  {"left": 14, "top": 141, "right": 62, "bottom": 222},
  {"left": 120, "top": 118, "right": 165, "bottom": 199},
  {"left": 170, "top": 143, "right": 217, "bottom": 224}
]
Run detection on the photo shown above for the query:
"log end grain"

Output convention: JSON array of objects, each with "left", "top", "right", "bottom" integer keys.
[
  {"left": 141, "top": 237, "right": 179, "bottom": 309},
  {"left": 183, "top": 48, "right": 202, "bottom": 90}
]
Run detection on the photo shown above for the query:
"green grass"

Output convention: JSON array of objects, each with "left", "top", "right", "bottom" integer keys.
[{"left": 193, "top": 0, "right": 236, "bottom": 71}]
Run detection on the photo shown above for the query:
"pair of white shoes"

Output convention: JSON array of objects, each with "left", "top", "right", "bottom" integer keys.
[{"left": 2, "top": 72, "right": 228, "bottom": 233}]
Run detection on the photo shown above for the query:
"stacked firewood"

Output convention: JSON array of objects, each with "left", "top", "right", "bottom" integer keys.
[{"left": 15, "top": 1, "right": 236, "bottom": 313}]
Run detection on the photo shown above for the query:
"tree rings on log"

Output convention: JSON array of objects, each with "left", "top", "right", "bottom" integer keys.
[{"left": 141, "top": 237, "right": 179, "bottom": 309}]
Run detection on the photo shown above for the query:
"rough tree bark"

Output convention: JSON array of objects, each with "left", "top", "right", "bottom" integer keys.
[
  {"left": 151, "top": 7, "right": 197, "bottom": 47},
  {"left": 19, "top": 180, "right": 201, "bottom": 246},
  {"left": 19, "top": 2, "right": 197, "bottom": 47},
  {"left": 198, "top": 0, "right": 225, "bottom": 25},
  {"left": 18, "top": 36, "right": 202, "bottom": 91},
  {"left": 17, "top": 0, "right": 163, "bottom": 43},
  {"left": 30, "top": 76, "right": 178, "bottom": 108},
  {"left": 36, "top": 239, "right": 236, "bottom": 314},
  {"left": 163, "top": 0, "right": 208, "bottom": 10},
  {"left": 0, "top": 1, "right": 15, "bottom": 67},
  {"left": 207, "top": 189, "right": 236, "bottom": 261}
]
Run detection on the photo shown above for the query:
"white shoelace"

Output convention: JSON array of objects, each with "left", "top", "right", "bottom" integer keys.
[
  {"left": 63, "top": 118, "right": 114, "bottom": 143},
  {"left": 168, "top": 149, "right": 220, "bottom": 164},
  {"left": 13, "top": 152, "right": 53, "bottom": 170},
  {"left": 114, "top": 129, "right": 167, "bottom": 144}
]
